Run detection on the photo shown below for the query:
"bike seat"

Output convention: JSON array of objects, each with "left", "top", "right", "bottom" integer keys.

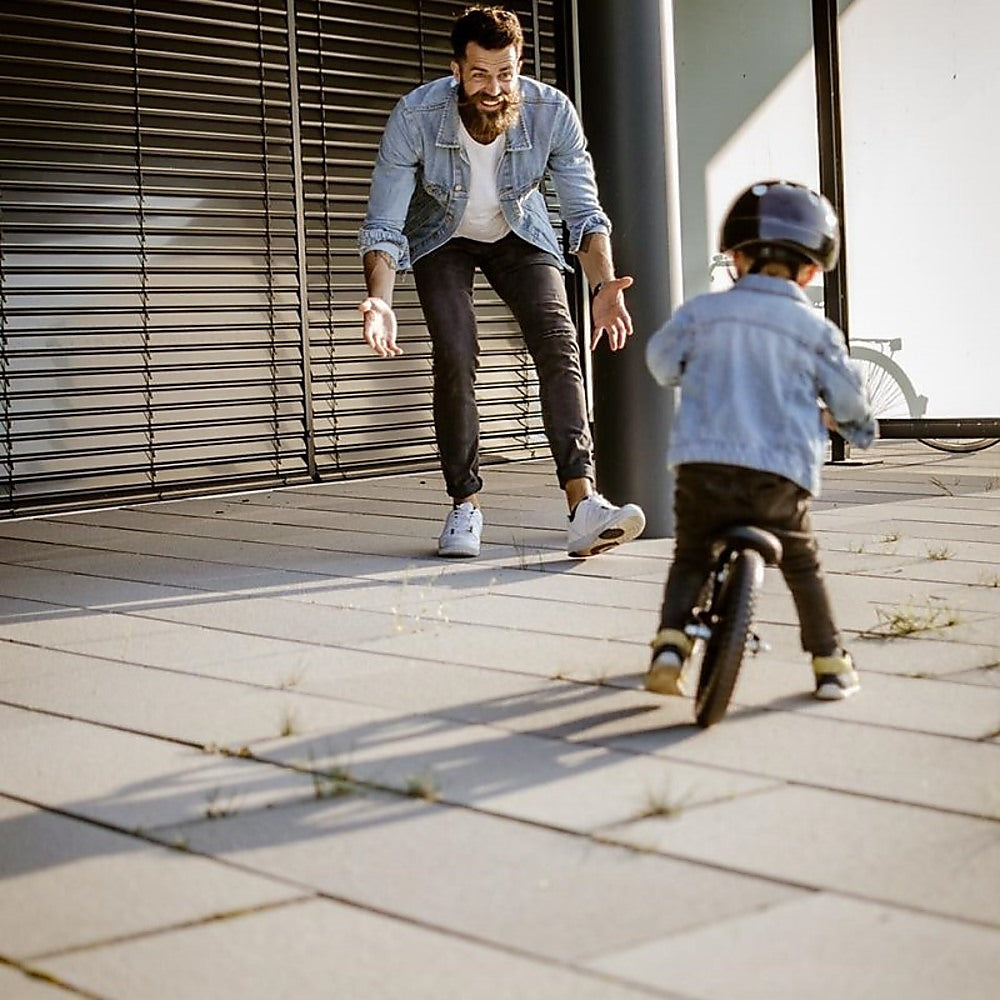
[{"left": 721, "top": 525, "right": 783, "bottom": 565}]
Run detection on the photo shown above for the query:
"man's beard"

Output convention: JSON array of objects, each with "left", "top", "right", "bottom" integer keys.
[{"left": 457, "top": 85, "right": 522, "bottom": 144}]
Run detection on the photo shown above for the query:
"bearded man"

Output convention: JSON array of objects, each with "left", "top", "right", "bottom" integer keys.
[{"left": 358, "top": 5, "right": 645, "bottom": 559}]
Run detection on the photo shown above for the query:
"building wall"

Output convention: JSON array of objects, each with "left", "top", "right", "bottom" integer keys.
[{"left": 672, "top": 0, "right": 997, "bottom": 420}]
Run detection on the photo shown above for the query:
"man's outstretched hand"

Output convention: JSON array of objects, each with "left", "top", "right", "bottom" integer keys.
[
  {"left": 359, "top": 297, "right": 403, "bottom": 357},
  {"left": 590, "top": 276, "right": 634, "bottom": 351}
]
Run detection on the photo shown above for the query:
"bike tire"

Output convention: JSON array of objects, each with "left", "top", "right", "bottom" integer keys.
[
  {"left": 694, "top": 550, "right": 764, "bottom": 728},
  {"left": 916, "top": 437, "right": 1000, "bottom": 454},
  {"left": 849, "top": 345, "right": 927, "bottom": 420}
]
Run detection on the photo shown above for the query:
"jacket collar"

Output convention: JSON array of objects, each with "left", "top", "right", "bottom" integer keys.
[
  {"left": 435, "top": 78, "right": 533, "bottom": 151},
  {"left": 735, "top": 273, "right": 812, "bottom": 304}
]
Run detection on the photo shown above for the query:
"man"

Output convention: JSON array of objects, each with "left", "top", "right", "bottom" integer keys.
[{"left": 358, "top": 4, "right": 645, "bottom": 558}]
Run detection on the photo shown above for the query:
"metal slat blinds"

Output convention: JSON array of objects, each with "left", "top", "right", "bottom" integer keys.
[
  {"left": 295, "top": 0, "right": 557, "bottom": 481},
  {"left": 1, "top": 0, "right": 306, "bottom": 515},
  {"left": 0, "top": 0, "right": 570, "bottom": 517}
]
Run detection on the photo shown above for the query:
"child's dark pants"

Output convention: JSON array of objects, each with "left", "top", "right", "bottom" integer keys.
[{"left": 659, "top": 463, "right": 840, "bottom": 657}]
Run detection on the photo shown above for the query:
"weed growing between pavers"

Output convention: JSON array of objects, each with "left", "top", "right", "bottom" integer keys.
[
  {"left": 404, "top": 772, "right": 441, "bottom": 801},
  {"left": 204, "top": 787, "right": 239, "bottom": 820},
  {"left": 639, "top": 780, "right": 694, "bottom": 819},
  {"left": 278, "top": 668, "right": 304, "bottom": 690},
  {"left": 312, "top": 765, "right": 356, "bottom": 800},
  {"left": 925, "top": 545, "right": 954, "bottom": 561},
  {"left": 278, "top": 706, "right": 299, "bottom": 737},
  {"left": 861, "top": 598, "right": 963, "bottom": 639},
  {"left": 512, "top": 535, "right": 545, "bottom": 570}
]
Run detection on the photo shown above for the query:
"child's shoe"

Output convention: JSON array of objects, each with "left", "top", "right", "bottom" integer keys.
[
  {"left": 645, "top": 628, "right": 693, "bottom": 696},
  {"left": 812, "top": 650, "right": 860, "bottom": 700}
]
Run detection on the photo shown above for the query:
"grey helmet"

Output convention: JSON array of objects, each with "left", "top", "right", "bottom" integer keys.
[{"left": 720, "top": 180, "right": 840, "bottom": 271}]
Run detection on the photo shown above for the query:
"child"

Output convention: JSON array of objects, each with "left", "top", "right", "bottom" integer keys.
[{"left": 644, "top": 180, "right": 876, "bottom": 700}]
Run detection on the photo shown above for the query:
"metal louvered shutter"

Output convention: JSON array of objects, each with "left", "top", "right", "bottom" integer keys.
[
  {"left": 0, "top": 0, "right": 571, "bottom": 517},
  {"left": 293, "top": 0, "right": 562, "bottom": 481},
  {"left": 1, "top": 0, "right": 307, "bottom": 516}
]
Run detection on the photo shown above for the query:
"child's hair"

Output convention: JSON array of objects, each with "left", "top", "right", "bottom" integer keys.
[
  {"left": 451, "top": 6, "right": 524, "bottom": 59},
  {"left": 721, "top": 180, "right": 840, "bottom": 273}
]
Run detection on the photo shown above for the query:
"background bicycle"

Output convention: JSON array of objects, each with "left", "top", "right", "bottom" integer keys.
[{"left": 708, "top": 254, "right": 999, "bottom": 454}]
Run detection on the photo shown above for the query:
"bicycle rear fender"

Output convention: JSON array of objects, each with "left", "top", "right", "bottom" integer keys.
[{"left": 720, "top": 525, "right": 783, "bottom": 565}]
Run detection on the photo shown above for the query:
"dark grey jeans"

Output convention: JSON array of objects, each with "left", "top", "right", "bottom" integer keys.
[
  {"left": 412, "top": 233, "right": 595, "bottom": 500},
  {"left": 659, "top": 463, "right": 841, "bottom": 656}
]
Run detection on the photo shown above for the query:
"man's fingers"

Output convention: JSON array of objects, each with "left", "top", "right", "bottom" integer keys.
[{"left": 359, "top": 297, "right": 403, "bottom": 357}]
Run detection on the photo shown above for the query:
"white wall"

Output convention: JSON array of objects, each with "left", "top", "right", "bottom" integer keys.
[
  {"left": 839, "top": 0, "right": 999, "bottom": 416},
  {"left": 674, "top": 0, "right": 998, "bottom": 417}
]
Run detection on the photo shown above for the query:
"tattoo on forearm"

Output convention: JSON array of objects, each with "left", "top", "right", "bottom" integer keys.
[{"left": 364, "top": 250, "right": 397, "bottom": 280}]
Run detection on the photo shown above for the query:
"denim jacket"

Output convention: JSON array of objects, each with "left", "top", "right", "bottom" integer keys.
[
  {"left": 645, "top": 274, "right": 877, "bottom": 495},
  {"left": 358, "top": 75, "right": 611, "bottom": 272}
]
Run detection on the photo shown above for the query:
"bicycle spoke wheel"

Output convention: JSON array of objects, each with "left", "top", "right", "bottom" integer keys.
[
  {"left": 695, "top": 550, "right": 763, "bottom": 728},
  {"left": 917, "top": 437, "right": 1000, "bottom": 453},
  {"left": 849, "top": 346, "right": 925, "bottom": 419}
]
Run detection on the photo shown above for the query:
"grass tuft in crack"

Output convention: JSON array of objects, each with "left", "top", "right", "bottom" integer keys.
[{"left": 862, "top": 599, "right": 962, "bottom": 639}]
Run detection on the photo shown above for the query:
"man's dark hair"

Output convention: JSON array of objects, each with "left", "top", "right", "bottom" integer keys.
[{"left": 451, "top": 5, "right": 524, "bottom": 59}]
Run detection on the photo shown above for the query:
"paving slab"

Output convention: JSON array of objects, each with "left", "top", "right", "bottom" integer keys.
[
  {"left": 153, "top": 791, "right": 801, "bottom": 964},
  {"left": 0, "top": 965, "right": 75, "bottom": 999},
  {"left": 0, "top": 596, "right": 178, "bottom": 651},
  {"left": 0, "top": 705, "right": 316, "bottom": 831},
  {"left": 603, "top": 784, "right": 1000, "bottom": 925},
  {"left": 587, "top": 892, "right": 1000, "bottom": 1000},
  {"left": 38, "top": 897, "right": 672, "bottom": 1000},
  {"left": 0, "top": 643, "right": 408, "bottom": 750},
  {"left": 723, "top": 650, "right": 1000, "bottom": 739},
  {"left": 605, "top": 707, "right": 1000, "bottom": 818},
  {"left": 352, "top": 616, "right": 641, "bottom": 680},
  {"left": 437, "top": 591, "right": 653, "bottom": 640},
  {"left": 0, "top": 796, "right": 304, "bottom": 960},
  {"left": 2, "top": 442, "right": 999, "bottom": 996},
  {"left": 252, "top": 711, "right": 777, "bottom": 832}
]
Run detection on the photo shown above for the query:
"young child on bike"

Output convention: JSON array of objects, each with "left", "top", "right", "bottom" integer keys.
[{"left": 644, "top": 180, "right": 877, "bottom": 700}]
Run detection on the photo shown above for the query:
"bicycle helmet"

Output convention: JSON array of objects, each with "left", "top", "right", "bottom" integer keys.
[{"left": 720, "top": 180, "right": 840, "bottom": 272}]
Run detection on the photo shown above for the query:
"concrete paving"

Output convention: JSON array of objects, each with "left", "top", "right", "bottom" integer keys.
[{"left": 1, "top": 440, "right": 998, "bottom": 999}]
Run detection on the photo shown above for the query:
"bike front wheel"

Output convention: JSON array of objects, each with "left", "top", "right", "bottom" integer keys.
[
  {"left": 695, "top": 550, "right": 764, "bottom": 728},
  {"left": 917, "top": 436, "right": 1000, "bottom": 454}
]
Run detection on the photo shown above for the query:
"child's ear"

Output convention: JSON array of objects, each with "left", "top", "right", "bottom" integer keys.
[{"left": 798, "top": 263, "right": 820, "bottom": 287}]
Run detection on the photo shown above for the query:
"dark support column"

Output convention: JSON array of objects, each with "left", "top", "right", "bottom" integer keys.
[
  {"left": 577, "top": 0, "right": 676, "bottom": 536},
  {"left": 812, "top": 0, "right": 849, "bottom": 462}
]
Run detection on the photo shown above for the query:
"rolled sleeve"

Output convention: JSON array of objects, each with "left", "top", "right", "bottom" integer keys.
[
  {"left": 358, "top": 225, "right": 411, "bottom": 270},
  {"left": 357, "top": 101, "right": 420, "bottom": 270},
  {"left": 565, "top": 211, "right": 612, "bottom": 255},
  {"left": 547, "top": 100, "right": 612, "bottom": 254}
]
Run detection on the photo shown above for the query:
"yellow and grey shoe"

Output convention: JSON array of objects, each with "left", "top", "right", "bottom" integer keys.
[
  {"left": 645, "top": 628, "right": 693, "bottom": 696},
  {"left": 812, "top": 650, "right": 860, "bottom": 700}
]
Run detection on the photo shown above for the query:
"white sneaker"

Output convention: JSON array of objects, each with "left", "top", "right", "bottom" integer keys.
[
  {"left": 567, "top": 493, "right": 646, "bottom": 557},
  {"left": 437, "top": 502, "right": 483, "bottom": 558}
]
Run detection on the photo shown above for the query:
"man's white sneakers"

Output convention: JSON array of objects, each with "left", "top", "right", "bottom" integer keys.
[
  {"left": 568, "top": 493, "right": 646, "bottom": 557},
  {"left": 437, "top": 501, "right": 483, "bottom": 557}
]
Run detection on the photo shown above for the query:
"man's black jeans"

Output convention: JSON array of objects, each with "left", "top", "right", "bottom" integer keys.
[
  {"left": 412, "top": 233, "right": 595, "bottom": 500},
  {"left": 659, "top": 463, "right": 841, "bottom": 657}
]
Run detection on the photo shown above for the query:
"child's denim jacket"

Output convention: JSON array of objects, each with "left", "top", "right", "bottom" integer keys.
[
  {"left": 645, "top": 274, "right": 877, "bottom": 496},
  {"left": 358, "top": 75, "right": 610, "bottom": 271}
]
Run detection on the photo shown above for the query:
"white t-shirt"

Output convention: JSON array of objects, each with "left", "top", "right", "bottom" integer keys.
[{"left": 454, "top": 120, "right": 511, "bottom": 242}]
